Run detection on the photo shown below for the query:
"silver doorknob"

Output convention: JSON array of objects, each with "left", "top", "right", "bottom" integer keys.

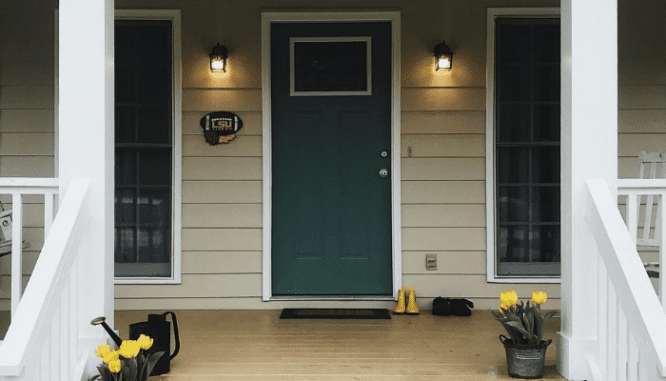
[{"left": 379, "top": 168, "right": 389, "bottom": 178}]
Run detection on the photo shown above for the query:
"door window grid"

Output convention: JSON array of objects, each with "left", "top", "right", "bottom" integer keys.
[
  {"left": 495, "top": 18, "right": 560, "bottom": 277},
  {"left": 114, "top": 20, "right": 173, "bottom": 278}
]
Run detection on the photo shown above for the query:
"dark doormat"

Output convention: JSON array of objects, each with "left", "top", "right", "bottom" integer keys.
[{"left": 280, "top": 308, "right": 391, "bottom": 319}]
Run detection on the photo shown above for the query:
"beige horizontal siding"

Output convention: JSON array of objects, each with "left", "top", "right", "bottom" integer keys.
[
  {"left": 401, "top": 88, "right": 485, "bottom": 111},
  {"left": 0, "top": 133, "right": 53, "bottom": 156},
  {"left": 183, "top": 89, "right": 261, "bottom": 112},
  {"left": 182, "top": 228, "right": 262, "bottom": 251},
  {"left": 0, "top": 156, "right": 53, "bottom": 177},
  {"left": 182, "top": 251, "right": 262, "bottom": 274},
  {"left": 402, "top": 205, "right": 485, "bottom": 228},
  {"left": 402, "top": 228, "right": 486, "bottom": 251},
  {"left": 619, "top": 110, "right": 666, "bottom": 133},
  {"left": 401, "top": 134, "right": 484, "bottom": 157},
  {"left": 183, "top": 157, "right": 262, "bottom": 180},
  {"left": 183, "top": 135, "right": 261, "bottom": 157},
  {"left": 0, "top": 86, "right": 54, "bottom": 109},
  {"left": 115, "top": 274, "right": 262, "bottom": 298},
  {"left": 183, "top": 204, "right": 262, "bottom": 228},
  {"left": 402, "top": 251, "right": 486, "bottom": 275},
  {"left": 402, "top": 274, "right": 560, "bottom": 299},
  {"left": 401, "top": 181, "right": 485, "bottom": 204},
  {"left": 619, "top": 85, "right": 666, "bottom": 109},
  {"left": 401, "top": 111, "right": 485, "bottom": 134},
  {"left": 182, "top": 181, "right": 262, "bottom": 204},
  {"left": 401, "top": 158, "right": 485, "bottom": 180},
  {"left": 0, "top": 110, "right": 54, "bottom": 133}
]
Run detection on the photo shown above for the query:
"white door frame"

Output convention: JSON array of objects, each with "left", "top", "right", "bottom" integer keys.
[{"left": 261, "top": 11, "right": 402, "bottom": 301}]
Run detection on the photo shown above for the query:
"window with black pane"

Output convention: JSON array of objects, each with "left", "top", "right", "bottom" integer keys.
[
  {"left": 495, "top": 18, "right": 560, "bottom": 277},
  {"left": 115, "top": 20, "right": 173, "bottom": 278}
]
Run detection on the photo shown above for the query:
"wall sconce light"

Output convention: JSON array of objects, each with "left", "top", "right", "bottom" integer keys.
[
  {"left": 434, "top": 41, "right": 453, "bottom": 71},
  {"left": 209, "top": 43, "right": 228, "bottom": 73}
]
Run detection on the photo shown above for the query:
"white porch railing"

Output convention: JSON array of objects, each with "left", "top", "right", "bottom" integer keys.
[
  {"left": 0, "top": 178, "right": 59, "bottom": 318},
  {"left": 586, "top": 179, "right": 666, "bottom": 380},
  {"left": 0, "top": 179, "right": 91, "bottom": 380},
  {"left": 618, "top": 178, "right": 666, "bottom": 302}
]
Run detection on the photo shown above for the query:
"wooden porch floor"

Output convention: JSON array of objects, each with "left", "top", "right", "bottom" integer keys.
[{"left": 114, "top": 310, "right": 565, "bottom": 380}]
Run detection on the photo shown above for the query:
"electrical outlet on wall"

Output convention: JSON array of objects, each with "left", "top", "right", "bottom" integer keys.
[{"left": 425, "top": 253, "right": 437, "bottom": 271}]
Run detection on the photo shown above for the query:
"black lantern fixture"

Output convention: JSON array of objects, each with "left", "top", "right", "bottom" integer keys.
[
  {"left": 209, "top": 43, "right": 228, "bottom": 73},
  {"left": 434, "top": 40, "right": 453, "bottom": 71}
]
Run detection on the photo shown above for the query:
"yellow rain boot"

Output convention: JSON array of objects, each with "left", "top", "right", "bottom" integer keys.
[
  {"left": 406, "top": 287, "right": 421, "bottom": 315},
  {"left": 393, "top": 286, "right": 406, "bottom": 314}
]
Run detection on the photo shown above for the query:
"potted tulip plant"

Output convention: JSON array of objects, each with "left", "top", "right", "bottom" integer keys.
[
  {"left": 91, "top": 334, "right": 164, "bottom": 381},
  {"left": 491, "top": 290, "right": 558, "bottom": 379}
]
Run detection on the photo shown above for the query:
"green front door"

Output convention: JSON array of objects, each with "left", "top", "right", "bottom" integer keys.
[{"left": 271, "top": 22, "right": 393, "bottom": 296}]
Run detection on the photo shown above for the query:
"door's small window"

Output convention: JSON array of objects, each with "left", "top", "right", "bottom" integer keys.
[{"left": 290, "top": 37, "right": 372, "bottom": 96}]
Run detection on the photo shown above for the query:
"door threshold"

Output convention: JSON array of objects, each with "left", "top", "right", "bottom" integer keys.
[{"left": 270, "top": 295, "right": 395, "bottom": 301}]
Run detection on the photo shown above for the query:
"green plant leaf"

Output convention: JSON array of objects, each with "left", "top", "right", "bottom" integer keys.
[
  {"left": 125, "top": 357, "right": 138, "bottom": 381},
  {"left": 542, "top": 310, "right": 558, "bottom": 329},
  {"left": 534, "top": 311, "right": 544, "bottom": 340},
  {"left": 142, "top": 351, "right": 166, "bottom": 381},
  {"left": 522, "top": 312, "right": 532, "bottom": 338},
  {"left": 97, "top": 365, "right": 111, "bottom": 381}
]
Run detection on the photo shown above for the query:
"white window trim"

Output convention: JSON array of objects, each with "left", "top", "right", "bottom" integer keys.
[
  {"left": 485, "top": 8, "right": 561, "bottom": 284},
  {"left": 261, "top": 11, "right": 402, "bottom": 301},
  {"left": 113, "top": 9, "right": 183, "bottom": 285}
]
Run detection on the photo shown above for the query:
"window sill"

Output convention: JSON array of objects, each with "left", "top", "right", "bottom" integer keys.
[{"left": 114, "top": 277, "right": 182, "bottom": 285}]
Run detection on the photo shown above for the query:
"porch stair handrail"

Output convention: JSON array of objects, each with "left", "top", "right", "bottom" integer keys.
[
  {"left": 586, "top": 179, "right": 666, "bottom": 380},
  {"left": 0, "top": 179, "right": 90, "bottom": 380}
]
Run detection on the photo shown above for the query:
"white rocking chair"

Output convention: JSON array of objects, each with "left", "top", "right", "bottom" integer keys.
[
  {"left": 0, "top": 205, "right": 29, "bottom": 258},
  {"left": 636, "top": 151, "right": 665, "bottom": 277}
]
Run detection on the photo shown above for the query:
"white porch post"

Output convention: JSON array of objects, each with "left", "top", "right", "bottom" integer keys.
[
  {"left": 559, "top": 0, "right": 618, "bottom": 379},
  {"left": 58, "top": 0, "right": 114, "bottom": 349}
]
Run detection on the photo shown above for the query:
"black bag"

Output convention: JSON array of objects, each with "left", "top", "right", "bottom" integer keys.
[
  {"left": 129, "top": 311, "right": 180, "bottom": 375},
  {"left": 432, "top": 297, "right": 452, "bottom": 316},
  {"left": 432, "top": 298, "right": 474, "bottom": 316}
]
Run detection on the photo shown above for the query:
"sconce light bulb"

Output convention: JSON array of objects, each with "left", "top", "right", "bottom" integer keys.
[
  {"left": 438, "top": 57, "right": 450, "bottom": 70},
  {"left": 211, "top": 59, "right": 224, "bottom": 71}
]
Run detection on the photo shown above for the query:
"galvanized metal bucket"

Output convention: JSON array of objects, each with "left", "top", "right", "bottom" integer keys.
[{"left": 500, "top": 335, "right": 552, "bottom": 379}]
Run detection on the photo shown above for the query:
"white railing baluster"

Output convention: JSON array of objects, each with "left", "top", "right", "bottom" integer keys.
[
  {"left": 60, "top": 281, "right": 70, "bottom": 380},
  {"left": 618, "top": 307, "right": 628, "bottom": 381},
  {"left": 660, "top": 191, "right": 666, "bottom": 309},
  {"left": 44, "top": 193, "right": 55, "bottom": 239},
  {"left": 10, "top": 193, "right": 22, "bottom": 318},
  {"left": 599, "top": 261, "right": 609, "bottom": 378},
  {"left": 51, "top": 310, "right": 60, "bottom": 379},
  {"left": 629, "top": 333, "right": 639, "bottom": 380},
  {"left": 609, "top": 282, "right": 619, "bottom": 381},
  {"left": 69, "top": 257, "right": 79, "bottom": 374},
  {"left": 627, "top": 192, "right": 639, "bottom": 244}
]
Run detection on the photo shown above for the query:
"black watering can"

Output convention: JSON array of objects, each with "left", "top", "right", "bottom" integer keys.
[
  {"left": 129, "top": 311, "right": 180, "bottom": 375},
  {"left": 91, "top": 312, "right": 181, "bottom": 376}
]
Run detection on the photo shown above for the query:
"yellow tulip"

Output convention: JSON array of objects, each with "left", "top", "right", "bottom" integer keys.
[
  {"left": 137, "top": 334, "right": 153, "bottom": 350},
  {"left": 102, "top": 350, "right": 119, "bottom": 365},
  {"left": 119, "top": 340, "right": 141, "bottom": 359},
  {"left": 532, "top": 291, "right": 548, "bottom": 305},
  {"left": 108, "top": 359, "right": 122, "bottom": 373},
  {"left": 500, "top": 289, "right": 518, "bottom": 309},
  {"left": 94, "top": 344, "right": 111, "bottom": 358}
]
